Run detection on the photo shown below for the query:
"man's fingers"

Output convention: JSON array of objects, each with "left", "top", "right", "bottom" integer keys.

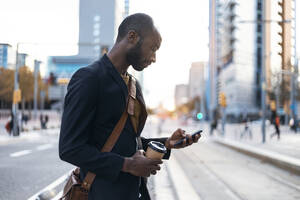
[
  {"left": 193, "top": 134, "right": 201, "bottom": 142},
  {"left": 152, "top": 164, "right": 161, "bottom": 171},
  {"left": 149, "top": 159, "right": 163, "bottom": 165},
  {"left": 176, "top": 128, "right": 186, "bottom": 137},
  {"left": 187, "top": 135, "right": 193, "bottom": 145},
  {"left": 151, "top": 170, "right": 157, "bottom": 175},
  {"left": 180, "top": 129, "right": 186, "bottom": 136},
  {"left": 136, "top": 150, "right": 145, "bottom": 156}
]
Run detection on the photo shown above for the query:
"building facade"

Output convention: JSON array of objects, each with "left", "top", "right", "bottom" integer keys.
[
  {"left": 189, "top": 62, "right": 206, "bottom": 99},
  {"left": 0, "top": 43, "right": 15, "bottom": 69},
  {"left": 210, "top": 0, "right": 269, "bottom": 120},
  {"left": 188, "top": 62, "right": 208, "bottom": 118},
  {"left": 174, "top": 84, "right": 189, "bottom": 108},
  {"left": 219, "top": 0, "right": 259, "bottom": 118},
  {"left": 17, "top": 53, "right": 28, "bottom": 68},
  {"left": 210, "top": 0, "right": 295, "bottom": 120},
  {"left": 48, "top": 0, "right": 125, "bottom": 79}
]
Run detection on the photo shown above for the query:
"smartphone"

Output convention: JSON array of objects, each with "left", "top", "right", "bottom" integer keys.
[{"left": 173, "top": 130, "right": 202, "bottom": 147}]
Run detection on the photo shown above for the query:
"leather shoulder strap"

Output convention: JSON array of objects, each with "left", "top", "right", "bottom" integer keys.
[{"left": 82, "top": 76, "right": 136, "bottom": 191}]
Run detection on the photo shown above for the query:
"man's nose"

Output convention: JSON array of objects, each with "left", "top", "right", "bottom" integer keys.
[{"left": 150, "top": 53, "right": 156, "bottom": 63}]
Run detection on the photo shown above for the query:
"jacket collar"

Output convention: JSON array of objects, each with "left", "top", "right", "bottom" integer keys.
[
  {"left": 103, "top": 54, "right": 128, "bottom": 101},
  {"left": 101, "top": 55, "right": 148, "bottom": 134}
]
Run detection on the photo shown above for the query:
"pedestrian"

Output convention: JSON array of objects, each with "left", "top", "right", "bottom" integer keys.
[
  {"left": 59, "top": 13, "right": 200, "bottom": 200},
  {"left": 240, "top": 117, "right": 252, "bottom": 140},
  {"left": 44, "top": 114, "right": 49, "bottom": 129},
  {"left": 210, "top": 108, "right": 218, "bottom": 136},
  {"left": 5, "top": 112, "right": 15, "bottom": 136},
  {"left": 289, "top": 118, "right": 297, "bottom": 133},
  {"left": 40, "top": 114, "right": 46, "bottom": 129},
  {"left": 270, "top": 115, "right": 280, "bottom": 140},
  {"left": 5, "top": 119, "right": 12, "bottom": 135}
]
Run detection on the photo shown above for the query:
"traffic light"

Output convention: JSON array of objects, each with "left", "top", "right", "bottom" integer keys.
[
  {"left": 270, "top": 100, "right": 276, "bottom": 111},
  {"left": 218, "top": 92, "right": 227, "bottom": 107},
  {"left": 196, "top": 112, "right": 203, "bottom": 120}
]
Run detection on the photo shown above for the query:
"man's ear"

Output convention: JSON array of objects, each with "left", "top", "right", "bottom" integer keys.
[{"left": 127, "top": 30, "right": 140, "bottom": 45}]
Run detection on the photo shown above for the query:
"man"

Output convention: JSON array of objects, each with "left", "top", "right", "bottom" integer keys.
[
  {"left": 59, "top": 13, "right": 200, "bottom": 200},
  {"left": 270, "top": 115, "right": 280, "bottom": 140}
]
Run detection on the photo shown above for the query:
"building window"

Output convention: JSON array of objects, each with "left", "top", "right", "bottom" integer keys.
[
  {"left": 256, "top": 36, "right": 262, "bottom": 44},
  {"left": 94, "top": 23, "right": 100, "bottom": 29},
  {"left": 257, "top": 13, "right": 262, "bottom": 21},
  {"left": 257, "top": 24, "right": 262, "bottom": 33},
  {"left": 257, "top": 2, "right": 262, "bottom": 10},
  {"left": 94, "top": 15, "right": 100, "bottom": 22},
  {"left": 93, "top": 30, "right": 100, "bottom": 36},
  {"left": 94, "top": 38, "right": 100, "bottom": 44}
]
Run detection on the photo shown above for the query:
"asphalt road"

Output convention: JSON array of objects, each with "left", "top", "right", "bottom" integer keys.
[
  {"left": 0, "top": 130, "right": 73, "bottom": 200},
  {"left": 1, "top": 119, "right": 300, "bottom": 200}
]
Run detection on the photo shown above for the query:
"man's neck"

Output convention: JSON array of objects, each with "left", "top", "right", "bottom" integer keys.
[{"left": 107, "top": 44, "right": 130, "bottom": 75}]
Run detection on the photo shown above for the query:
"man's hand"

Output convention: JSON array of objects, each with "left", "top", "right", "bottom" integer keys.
[
  {"left": 122, "top": 150, "right": 162, "bottom": 177},
  {"left": 165, "top": 128, "right": 200, "bottom": 149}
]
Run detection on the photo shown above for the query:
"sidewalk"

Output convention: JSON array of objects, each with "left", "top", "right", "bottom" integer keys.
[
  {"left": 143, "top": 116, "right": 201, "bottom": 200},
  {"left": 185, "top": 120, "right": 300, "bottom": 175},
  {"left": 156, "top": 118, "right": 300, "bottom": 175},
  {"left": 0, "top": 118, "right": 61, "bottom": 145}
]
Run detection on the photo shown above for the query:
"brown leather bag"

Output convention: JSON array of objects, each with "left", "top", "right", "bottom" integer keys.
[{"left": 59, "top": 77, "right": 136, "bottom": 200}]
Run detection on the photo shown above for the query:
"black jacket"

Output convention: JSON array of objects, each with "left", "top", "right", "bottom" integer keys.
[{"left": 59, "top": 55, "right": 170, "bottom": 200}]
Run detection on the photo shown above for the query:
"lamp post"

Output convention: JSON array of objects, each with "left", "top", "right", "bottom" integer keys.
[
  {"left": 261, "top": 0, "right": 267, "bottom": 143},
  {"left": 12, "top": 43, "right": 20, "bottom": 136},
  {"left": 33, "top": 60, "right": 41, "bottom": 119}
]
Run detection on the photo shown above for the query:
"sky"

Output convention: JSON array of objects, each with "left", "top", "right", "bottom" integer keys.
[
  {"left": 0, "top": 0, "right": 299, "bottom": 110},
  {"left": 129, "top": 0, "right": 209, "bottom": 110},
  {"left": 0, "top": 0, "right": 209, "bottom": 110}
]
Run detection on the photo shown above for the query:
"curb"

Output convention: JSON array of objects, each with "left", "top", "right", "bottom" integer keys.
[
  {"left": 213, "top": 138, "right": 300, "bottom": 175},
  {"left": 167, "top": 156, "right": 201, "bottom": 200}
]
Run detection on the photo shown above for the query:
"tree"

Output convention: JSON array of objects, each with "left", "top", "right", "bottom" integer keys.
[
  {"left": 0, "top": 67, "right": 14, "bottom": 103},
  {"left": 0, "top": 66, "right": 48, "bottom": 109},
  {"left": 19, "top": 66, "right": 34, "bottom": 103}
]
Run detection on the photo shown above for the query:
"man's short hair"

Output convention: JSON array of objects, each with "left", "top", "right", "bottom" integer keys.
[{"left": 116, "top": 13, "right": 154, "bottom": 42}]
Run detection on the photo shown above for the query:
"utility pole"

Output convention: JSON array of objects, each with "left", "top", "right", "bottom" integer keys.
[
  {"left": 291, "top": 0, "right": 297, "bottom": 125},
  {"left": 12, "top": 43, "right": 21, "bottom": 136},
  {"left": 33, "top": 60, "right": 41, "bottom": 119},
  {"left": 261, "top": 0, "right": 267, "bottom": 143}
]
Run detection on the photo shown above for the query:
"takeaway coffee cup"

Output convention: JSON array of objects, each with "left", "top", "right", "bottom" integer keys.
[{"left": 146, "top": 141, "right": 167, "bottom": 160}]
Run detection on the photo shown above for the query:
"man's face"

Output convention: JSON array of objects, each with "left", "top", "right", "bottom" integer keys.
[{"left": 126, "top": 29, "right": 161, "bottom": 71}]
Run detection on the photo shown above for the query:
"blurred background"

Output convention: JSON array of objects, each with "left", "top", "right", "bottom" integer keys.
[{"left": 0, "top": 0, "right": 300, "bottom": 200}]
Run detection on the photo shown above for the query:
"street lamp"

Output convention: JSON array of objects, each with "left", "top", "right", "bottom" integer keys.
[{"left": 12, "top": 43, "right": 21, "bottom": 136}]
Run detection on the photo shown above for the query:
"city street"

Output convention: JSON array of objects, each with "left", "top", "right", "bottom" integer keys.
[
  {"left": 0, "top": 118, "right": 299, "bottom": 200},
  {"left": 138, "top": 117, "right": 300, "bottom": 200},
  {"left": 0, "top": 129, "right": 73, "bottom": 200},
  {"left": 1, "top": 0, "right": 300, "bottom": 199}
]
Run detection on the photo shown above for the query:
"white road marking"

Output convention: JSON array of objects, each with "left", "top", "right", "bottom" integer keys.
[
  {"left": 167, "top": 156, "right": 202, "bottom": 200},
  {"left": 27, "top": 169, "right": 73, "bottom": 200},
  {"left": 36, "top": 144, "right": 53, "bottom": 151},
  {"left": 52, "top": 191, "right": 63, "bottom": 200},
  {"left": 10, "top": 150, "right": 32, "bottom": 157}
]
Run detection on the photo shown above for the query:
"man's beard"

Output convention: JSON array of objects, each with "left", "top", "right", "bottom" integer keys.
[{"left": 126, "top": 39, "right": 144, "bottom": 71}]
